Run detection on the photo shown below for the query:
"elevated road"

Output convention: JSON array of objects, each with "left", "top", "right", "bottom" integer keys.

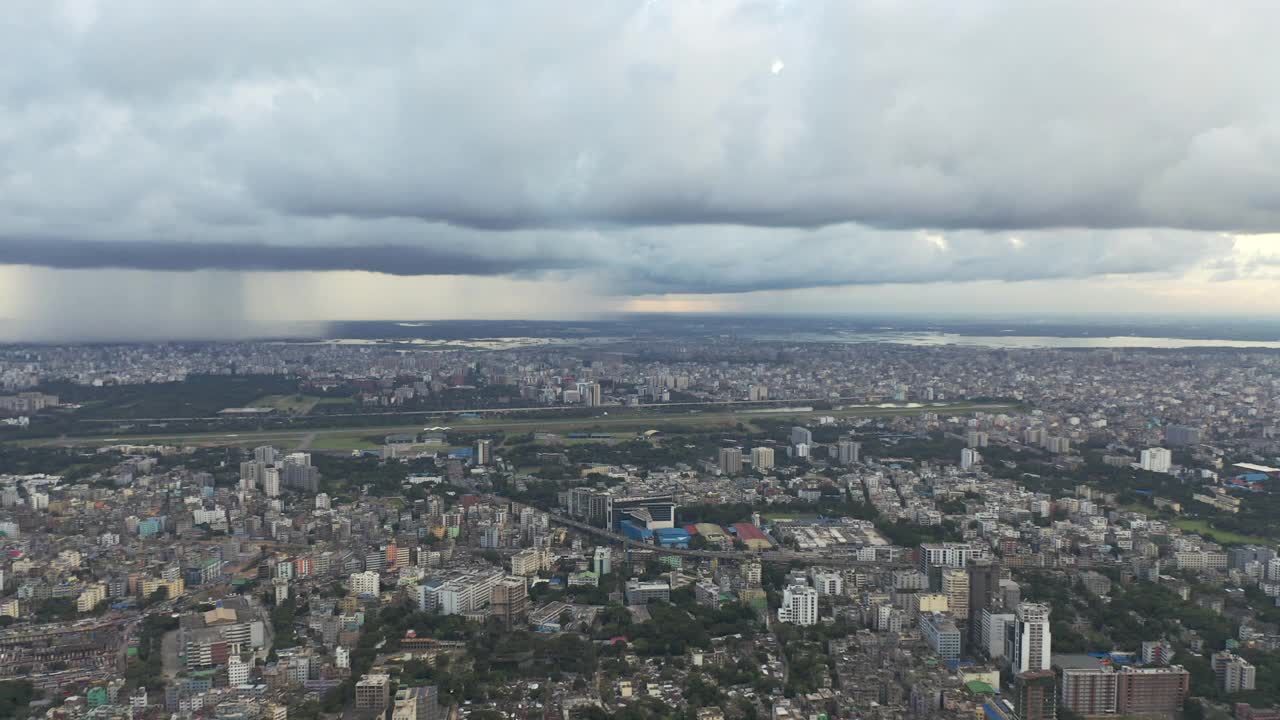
[{"left": 497, "top": 495, "right": 912, "bottom": 569}]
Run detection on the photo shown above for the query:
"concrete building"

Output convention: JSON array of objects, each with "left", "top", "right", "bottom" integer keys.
[
  {"left": 981, "top": 610, "right": 1015, "bottom": 659},
  {"left": 355, "top": 674, "right": 391, "bottom": 711},
  {"left": 1056, "top": 655, "right": 1117, "bottom": 716},
  {"left": 1213, "top": 651, "right": 1257, "bottom": 692},
  {"left": 718, "top": 447, "right": 743, "bottom": 475},
  {"left": 778, "top": 584, "right": 819, "bottom": 626},
  {"left": 593, "top": 547, "right": 612, "bottom": 576},
  {"left": 474, "top": 439, "right": 492, "bottom": 466},
  {"left": 625, "top": 580, "right": 671, "bottom": 605},
  {"left": 1165, "top": 424, "right": 1202, "bottom": 447},
  {"left": 942, "top": 568, "right": 970, "bottom": 619},
  {"left": 490, "top": 577, "right": 528, "bottom": 625},
  {"left": 1141, "top": 447, "right": 1173, "bottom": 474},
  {"left": 920, "top": 613, "right": 962, "bottom": 661},
  {"left": 262, "top": 466, "right": 280, "bottom": 498},
  {"left": 751, "top": 446, "right": 775, "bottom": 470},
  {"left": 1009, "top": 603, "right": 1052, "bottom": 674},
  {"left": 349, "top": 571, "right": 380, "bottom": 597},
  {"left": 1116, "top": 665, "right": 1190, "bottom": 717},
  {"left": 1013, "top": 670, "right": 1056, "bottom": 720},
  {"left": 790, "top": 426, "right": 813, "bottom": 447},
  {"left": 836, "top": 439, "right": 861, "bottom": 465}
]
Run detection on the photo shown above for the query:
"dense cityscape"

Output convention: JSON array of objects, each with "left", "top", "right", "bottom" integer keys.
[
  {"left": 4, "top": 3, "right": 1278, "bottom": 720},
  {"left": 2, "top": 328, "right": 1280, "bottom": 720}
]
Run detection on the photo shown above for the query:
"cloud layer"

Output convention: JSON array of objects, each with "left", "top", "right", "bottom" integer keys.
[{"left": 1, "top": 0, "right": 1274, "bottom": 295}]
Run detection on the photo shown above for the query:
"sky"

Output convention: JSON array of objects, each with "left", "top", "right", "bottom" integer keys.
[{"left": 4, "top": 1, "right": 1280, "bottom": 340}]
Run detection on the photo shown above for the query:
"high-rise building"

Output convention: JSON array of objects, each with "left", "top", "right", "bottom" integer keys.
[
  {"left": 1141, "top": 640, "right": 1174, "bottom": 666},
  {"left": 1213, "top": 651, "right": 1256, "bottom": 692},
  {"left": 474, "top": 439, "right": 492, "bottom": 465},
  {"left": 1008, "top": 602, "right": 1049, "bottom": 671},
  {"left": 1115, "top": 666, "right": 1190, "bottom": 717},
  {"left": 1013, "top": 670, "right": 1057, "bottom": 720},
  {"left": 961, "top": 447, "right": 982, "bottom": 470},
  {"left": 254, "top": 446, "right": 278, "bottom": 465},
  {"left": 1140, "top": 447, "right": 1173, "bottom": 474},
  {"left": 350, "top": 571, "right": 380, "bottom": 597},
  {"left": 577, "top": 382, "right": 602, "bottom": 407},
  {"left": 355, "top": 675, "right": 391, "bottom": 711},
  {"left": 1057, "top": 657, "right": 1117, "bottom": 716},
  {"left": 919, "top": 542, "right": 973, "bottom": 580},
  {"left": 262, "top": 466, "right": 281, "bottom": 498},
  {"left": 836, "top": 439, "right": 861, "bottom": 465},
  {"left": 751, "top": 446, "right": 775, "bottom": 470},
  {"left": 778, "top": 585, "right": 818, "bottom": 626},
  {"left": 593, "top": 547, "right": 612, "bottom": 576},
  {"left": 968, "top": 559, "right": 1000, "bottom": 611},
  {"left": 942, "top": 568, "right": 970, "bottom": 619},
  {"left": 1009, "top": 603, "right": 1052, "bottom": 674},
  {"left": 490, "top": 577, "right": 529, "bottom": 625},
  {"left": 981, "top": 609, "right": 1016, "bottom": 659},
  {"left": 1164, "top": 424, "right": 1202, "bottom": 447},
  {"left": 966, "top": 431, "right": 990, "bottom": 448},
  {"left": 748, "top": 385, "right": 768, "bottom": 401},
  {"left": 239, "top": 461, "right": 262, "bottom": 492},
  {"left": 281, "top": 454, "right": 319, "bottom": 493},
  {"left": 920, "top": 613, "right": 962, "bottom": 661},
  {"left": 718, "top": 447, "right": 743, "bottom": 475},
  {"left": 812, "top": 571, "right": 843, "bottom": 595},
  {"left": 790, "top": 426, "right": 813, "bottom": 447},
  {"left": 228, "top": 654, "right": 250, "bottom": 686},
  {"left": 1044, "top": 436, "right": 1071, "bottom": 454}
]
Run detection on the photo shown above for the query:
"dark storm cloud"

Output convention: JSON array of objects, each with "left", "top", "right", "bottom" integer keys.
[
  {"left": 0, "top": 0, "right": 1271, "bottom": 293},
  {"left": 0, "top": 237, "right": 572, "bottom": 276},
  {"left": 0, "top": 232, "right": 1233, "bottom": 295}
]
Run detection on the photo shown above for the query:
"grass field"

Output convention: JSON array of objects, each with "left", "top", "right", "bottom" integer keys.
[
  {"left": 760, "top": 512, "right": 822, "bottom": 521},
  {"left": 248, "top": 395, "right": 353, "bottom": 415},
  {"left": 11, "top": 401, "right": 1014, "bottom": 451},
  {"left": 1173, "top": 518, "right": 1271, "bottom": 545}
]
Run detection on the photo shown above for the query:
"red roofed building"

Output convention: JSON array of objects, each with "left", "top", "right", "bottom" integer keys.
[{"left": 732, "top": 523, "right": 773, "bottom": 550}]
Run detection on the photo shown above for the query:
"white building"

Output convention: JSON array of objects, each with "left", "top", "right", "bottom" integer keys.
[
  {"left": 812, "top": 571, "right": 843, "bottom": 595},
  {"left": 593, "top": 547, "right": 612, "bottom": 576},
  {"left": 1009, "top": 602, "right": 1052, "bottom": 673},
  {"left": 1140, "top": 447, "right": 1173, "bottom": 474},
  {"left": 750, "top": 446, "right": 775, "bottom": 471},
  {"left": 350, "top": 571, "right": 380, "bottom": 596},
  {"left": 960, "top": 447, "right": 981, "bottom": 471},
  {"left": 228, "top": 655, "right": 250, "bottom": 686},
  {"left": 778, "top": 584, "right": 819, "bottom": 626},
  {"left": 981, "top": 609, "right": 1016, "bottom": 659},
  {"left": 263, "top": 466, "right": 281, "bottom": 497}
]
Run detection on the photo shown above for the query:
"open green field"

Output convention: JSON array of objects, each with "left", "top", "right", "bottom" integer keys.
[
  {"left": 760, "top": 512, "right": 822, "bottom": 521},
  {"left": 1172, "top": 518, "right": 1271, "bottom": 545},
  {"left": 8, "top": 402, "right": 1014, "bottom": 452},
  {"left": 248, "top": 395, "right": 352, "bottom": 414}
]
